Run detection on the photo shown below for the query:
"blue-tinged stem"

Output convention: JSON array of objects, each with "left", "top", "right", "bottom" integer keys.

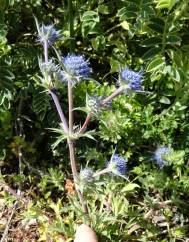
[
  {"left": 49, "top": 90, "right": 69, "bottom": 133},
  {"left": 42, "top": 40, "right": 69, "bottom": 133},
  {"left": 44, "top": 40, "right": 49, "bottom": 63},
  {"left": 100, "top": 86, "right": 124, "bottom": 106},
  {"left": 93, "top": 168, "right": 111, "bottom": 177},
  {"left": 68, "top": 0, "right": 88, "bottom": 214}
]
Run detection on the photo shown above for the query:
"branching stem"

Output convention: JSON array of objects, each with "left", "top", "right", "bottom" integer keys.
[
  {"left": 49, "top": 90, "right": 69, "bottom": 133},
  {"left": 101, "top": 86, "right": 124, "bottom": 106},
  {"left": 79, "top": 86, "right": 124, "bottom": 134}
]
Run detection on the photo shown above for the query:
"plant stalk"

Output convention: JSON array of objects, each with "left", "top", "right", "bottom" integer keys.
[
  {"left": 49, "top": 89, "right": 88, "bottom": 213},
  {"left": 68, "top": 0, "right": 88, "bottom": 214},
  {"left": 93, "top": 167, "right": 111, "bottom": 177},
  {"left": 78, "top": 112, "right": 93, "bottom": 134},
  {"left": 44, "top": 40, "right": 49, "bottom": 63},
  {"left": 68, "top": 140, "right": 88, "bottom": 214},
  {"left": 49, "top": 90, "right": 69, "bottom": 133},
  {"left": 100, "top": 86, "right": 124, "bottom": 106},
  {"left": 68, "top": 82, "right": 73, "bottom": 133}
]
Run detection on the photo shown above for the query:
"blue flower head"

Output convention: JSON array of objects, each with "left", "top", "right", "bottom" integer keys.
[
  {"left": 154, "top": 147, "right": 171, "bottom": 168},
  {"left": 107, "top": 154, "right": 127, "bottom": 176},
  {"left": 60, "top": 54, "right": 91, "bottom": 85},
  {"left": 37, "top": 24, "right": 61, "bottom": 45},
  {"left": 121, "top": 68, "right": 143, "bottom": 91}
]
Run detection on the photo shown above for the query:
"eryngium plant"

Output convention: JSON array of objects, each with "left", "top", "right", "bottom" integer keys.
[{"left": 34, "top": 17, "right": 144, "bottom": 215}]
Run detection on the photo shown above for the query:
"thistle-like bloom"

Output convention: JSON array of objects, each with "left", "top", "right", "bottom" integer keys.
[
  {"left": 37, "top": 24, "right": 61, "bottom": 45},
  {"left": 87, "top": 94, "right": 102, "bottom": 113},
  {"left": 59, "top": 54, "right": 90, "bottom": 85},
  {"left": 39, "top": 58, "right": 58, "bottom": 75},
  {"left": 107, "top": 154, "right": 127, "bottom": 175},
  {"left": 80, "top": 168, "right": 94, "bottom": 183},
  {"left": 154, "top": 147, "right": 171, "bottom": 168},
  {"left": 121, "top": 68, "right": 143, "bottom": 91}
]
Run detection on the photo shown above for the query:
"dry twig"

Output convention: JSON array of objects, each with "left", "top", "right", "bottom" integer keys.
[{"left": 0, "top": 201, "right": 18, "bottom": 242}]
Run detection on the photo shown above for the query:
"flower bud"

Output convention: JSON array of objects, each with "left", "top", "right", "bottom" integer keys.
[
  {"left": 120, "top": 68, "right": 143, "bottom": 91},
  {"left": 87, "top": 95, "right": 102, "bottom": 113},
  {"left": 154, "top": 146, "right": 171, "bottom": 168},
  {"left": 107, "top": 154, "right": 127, "bottom": 175},
  {"left": 80, "top": 168, "right": 94, "bottom": 183},
  {"left": 37, "top": 24, "right": 61, "bottom": 45}
]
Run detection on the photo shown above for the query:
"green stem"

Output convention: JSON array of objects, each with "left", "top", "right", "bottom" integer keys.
[
  {"left": 162, "top": 16, "right": 169, "bottom": 53},
  {"left": 68, "top": 0, "right": 75, "bottom": 53}
]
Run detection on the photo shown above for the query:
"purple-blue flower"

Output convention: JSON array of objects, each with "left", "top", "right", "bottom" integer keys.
[
  {"left": 37, "top": 24, "right": 61, "bottom": 45},
  {"left": 121, "top": 68, "right": 143, "bottom": 91},
  {"left": 59, "top": 54, "right": 90, "bottom": 85},
  {"left": 154, "top": 147, "right": 171, "bottom": 168},
  {"left": 107, "top": 154, "right": 127, "bottom": 175},
  {"left": 64, "top": 54, "right": 90, "bottom": 77}
]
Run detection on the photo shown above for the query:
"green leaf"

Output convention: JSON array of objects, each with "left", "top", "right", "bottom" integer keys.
[
  {"left": 163, "top": 65, "right": 181, "bottom": 82},
  {"left": 79, "top": 130, "right": 96, "bottom": 141},
  {"left": 173, "top": 102, "right": 187, "bottom": 111},
  {"left": 142, "top": 47, "right": 161, "bottom": 60},
  {"left": 91, "top": 35, "right": 106, "bottom": 50},
  {"left": 141, "top": 37, "right": 162, "bottom": 47},
  {"left": 121, "top": 183, "right": 140, "bottom": 192},
  {"left": 81, "top": 11, "right": 99, "bottom": 22},
  {"left": 110, "top": 58, "right": 120, "bottom": 73},
  {"left": 98, "top": 4, "right": 110, "bottom": 15},
  {"left": 167, "top": 34, "right": 181, "bottom": 45},
  {"left": 148, "top": 18, "right": 164, "bottom": 33},
  {"left": 120, "top": 21, "right": 130, "bottom": 30},
  {"left": 155, "top": 0, "right": 178, "bottom": 11},
  {"left": 117, "top": 6, "right": 138, "bottom": 20},
  {"left": 146, "top": 56, "right": 165, "bottom": 72},
  {"left": 0, "top": 61, "right": 15, "bottom": 90},
  {"left": 0, "top": 89, "right": 13, "bottom": 109},
  {"left": 159, "top": 96, "right": 171, "bottom": 104},
  {"left": 32, "top": 90, "right": 50, "bottom": 121}
]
